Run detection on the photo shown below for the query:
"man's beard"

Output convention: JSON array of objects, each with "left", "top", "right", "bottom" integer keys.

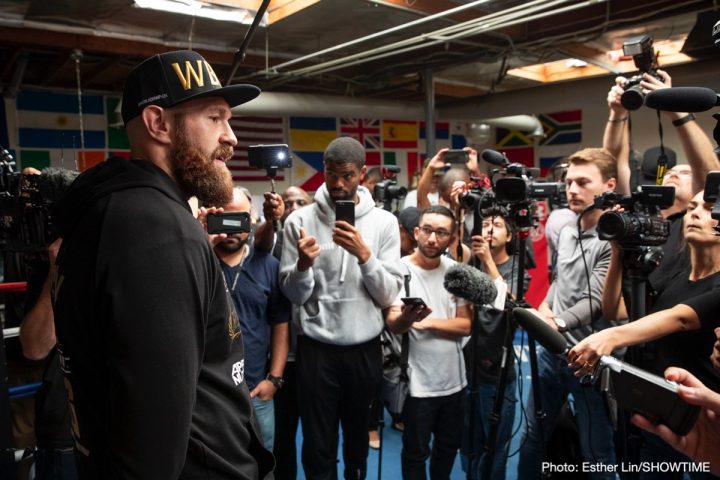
[
  {"left": 417, "top": 242, "right": 445, "bottom": 259},
  {"left": 216, "top": 235, "right": 248, "bottom": 254},
  {"left": 170, "top": 123, "right": 234, "bottom": 207}
]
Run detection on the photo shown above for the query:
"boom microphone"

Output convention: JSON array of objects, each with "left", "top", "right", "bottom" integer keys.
[
  {"left": 481, "top": 149, "right": 509, "bottom": 167},
  {"left": 512, "top": 307, "right": 568, "bottom": 355},
  {"left": 443, "top": 263, "right": 498, "bottom": 305},
  {"left": 645, "top": 87, "right": 720, "bottom": 112}
]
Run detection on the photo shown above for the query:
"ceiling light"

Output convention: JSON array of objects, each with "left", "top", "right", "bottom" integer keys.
[{"left": 132, "top": 0, "right": 262, "bottom": 25}]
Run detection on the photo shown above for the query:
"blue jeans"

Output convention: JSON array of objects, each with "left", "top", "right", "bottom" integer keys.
[
  {"left": 518, "top": 347, "right": 617, "bottom": 480},
  {"left": 252, "top": 396, "right": 275, "bottom": 451},
  {"left": 461, "top": 381, "right": 516, "bottom": 480},
  {"left": 401, "top": 390, "right": 465, "bottom": 480},
  {"left": 33, "top": 447, "right": 78, "bottom": 480}
]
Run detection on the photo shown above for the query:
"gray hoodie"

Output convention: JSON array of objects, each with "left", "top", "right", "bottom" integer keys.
[{"left": 279, "top": 183, "right": 403, "bottom": 345}]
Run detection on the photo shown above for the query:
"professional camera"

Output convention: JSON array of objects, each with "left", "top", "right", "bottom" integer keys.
[
  {"left": 374, "top": 166, "right": 407, "bottom": 212},
  {"left": 595, "top": 185, "right": 674, "bottom": 246},
  {"left": 702, "top": 171, "right": 720, "bottom": 233},
  {"left": 621, "top": 35, "right": 660, "bottom": 111},
  {"left": 0, "top": 148, "right": 79, "bottom": 254},
  {"left": 492, "top": 163, "right": 563, "bottom": 205},
  {"left": 458, "top": 175, "right": 495, "bottom": 212},
  {"left": 374, "top": 166, "right": 407, "bottom": 203}
]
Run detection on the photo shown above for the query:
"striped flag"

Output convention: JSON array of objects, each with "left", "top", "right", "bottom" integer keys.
[
  {"left": 290, "top": 117, "right": 336, "bottom": 192},
  {"left": 229, "top": 116, "right": 286, "bottom": 182},
  {"left": 539, "top": 110, "right": 582, "bottom": 146},
  {"left": 382, "top": 120, "right": 418, "bottom": 149}
]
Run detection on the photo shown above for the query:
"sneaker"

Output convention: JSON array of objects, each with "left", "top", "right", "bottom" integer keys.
[
  {"left": 368, "top": 430, "right": 380, "bottom": 450},
  {"left": 392, "top": 421, "right": 404, "bottom": 432}
]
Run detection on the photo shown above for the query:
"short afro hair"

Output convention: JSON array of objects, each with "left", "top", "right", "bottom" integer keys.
[{"left": 324, "top": 136, "right": 366, "bottom": 168}]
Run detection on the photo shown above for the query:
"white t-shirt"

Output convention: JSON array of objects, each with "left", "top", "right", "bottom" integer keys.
[{"left": 393, "top": 256, "right": 469, "bottom": 398}]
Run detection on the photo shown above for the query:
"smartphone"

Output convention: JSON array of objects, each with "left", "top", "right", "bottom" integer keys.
[
  {"left": 207, "top": 212, "right": 252, "bottom": 235},
  {"left": 335, "top": 200, "right": 355, "bottom": 226},
  {"left": 703, "top": 171, "right": 720, "bottom": 202},
  {"left": 248, "top": 144, "right": 292, "bottom": 170},
  {"left": 444, "top": 149, "right": 469, "bottom": 165},
  {"left": 401, "top": 297, "right": 428, "bottom": 308}
]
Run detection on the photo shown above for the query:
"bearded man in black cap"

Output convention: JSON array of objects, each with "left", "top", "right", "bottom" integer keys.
[{"left": 51, "top": 51, "right": 273, "bottom": 479}]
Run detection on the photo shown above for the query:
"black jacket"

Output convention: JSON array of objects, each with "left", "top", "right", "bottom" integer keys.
[{"left": 52, "top": 157, "right": 273, "bottom": 479}]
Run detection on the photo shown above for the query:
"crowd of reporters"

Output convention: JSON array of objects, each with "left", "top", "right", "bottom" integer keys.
[{"left": 7, "top": 55, "right": 720, "bottom": 480}]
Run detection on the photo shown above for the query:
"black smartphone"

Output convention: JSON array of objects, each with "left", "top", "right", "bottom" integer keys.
[
  {"left": 335, "top": 200, "right": 355, "bottom": 226},
  {"left": 703, "top": 171, "right": 720, "bottom": 202},
  {"left": 444, "top": 149, "right": 469, "bottom": 165},
  {"left": 207, "top": 212, "right": 252, "bottom": 235},
  {"left": 248, "top": 144, "right": 292, "bottom": 170},
  {"left": 401, "top": 297, "right": 427, "bottom": 308}
]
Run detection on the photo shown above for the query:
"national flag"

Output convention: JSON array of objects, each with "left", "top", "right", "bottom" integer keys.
[
  {"left": 383, "top": 151, "right": 419, "bottom": 187},
  {"left": 339, "top": 118, "right": 381, "bottom": 151},
  {"left": 290, "top": 117, "right": 336, "bottom": 192},
  {"left": 229, "top": 116, "right": 286, "bottom": 182},
  {"left": 496, "top": 127, "right": 533, "bottom": 148},
  {"left": 419, "top": 121, "right": 450, "bottom": 140},
  {"left": 539, "top": 110, "right": 582, "bottom": 146},
  {"left": 106, "top": 97, "right": 129, "bottom": 151},
  {"left": 77, "top": 151, "right": 106, "bottom": 172},
  {"left": 382, "top": 120, "right": 417, "bottom": 149},
  {"left": 16, "top": 91, "right": 106, "bottom": 149}
]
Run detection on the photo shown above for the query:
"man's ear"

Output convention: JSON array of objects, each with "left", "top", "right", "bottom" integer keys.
[
  {"left": 141, "top": 105, "right": 173, "bottom": 145},
  {"left": 359, "top": 165, "right": 367, "bottom": 182},
  {"left": 606, "top": 177, "right": 617, "bottom": 191}
]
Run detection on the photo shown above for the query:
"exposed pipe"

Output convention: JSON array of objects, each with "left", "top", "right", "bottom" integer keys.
[{"left": 423, "top": 69, "right": 435, "bottom": 158}]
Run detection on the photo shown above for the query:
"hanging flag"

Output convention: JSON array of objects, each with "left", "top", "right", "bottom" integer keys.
[
  {"left": 290, "top": 117, "right": 336, "bottom": 192},
  {"left": 106, "top": 97, "right": 129, "bottom": 152},
  {"left": 382, "top": 120, "right": 418, "bottom": 149},
  {"left": 229, "top": 116, "right": 286, "bottom": 182},
  {"left": 340, "top": 118, "right": 381, "bottom": 165},
  {"left": 419, "top": 121, "right": 450, "bottom": 140},
  {"left": 539, "top": 110, "right": 582, "bottom": 146},
  {"left": 16, "top": 91, "right": 106, "bottom": 149}
]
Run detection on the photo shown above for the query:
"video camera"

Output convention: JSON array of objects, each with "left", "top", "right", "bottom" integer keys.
[
  {"left": 621, "top": 35, "right": 661, "bottom": 111},
  {"left": 702, "top": 171, "right": 720, "bottom": 234},
  {"left": 595, "top": 185, "right": 674, "bottom": 246},
  {"left": 0, "top": 148, "right": 79, "bottom": 255},
  {"left": 492, "top": 164, "right": 564, "bottom": 207},
  {"left": 374, "top": 166, "right": 407, "bottom": 209}
]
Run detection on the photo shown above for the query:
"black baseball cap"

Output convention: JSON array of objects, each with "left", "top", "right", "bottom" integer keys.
[
  {"left": 398, "top": 207, "right": 422, "bottom": 235},
  {"left": 641, "top": 146, "right": 677, "bottom": 184},
  {"left": 121, "top": 50, "right": 260, "bottom": 125}
]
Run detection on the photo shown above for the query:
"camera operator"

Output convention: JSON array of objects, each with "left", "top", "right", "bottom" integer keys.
[
  {"left": 254, "top": 185, "right": 312, "bottom": 261},
  {"left": 462, "top": 207, "right": 530, "bottom": 480},
  {"left": 603, "top": 69, "right": 719, "bottom": 295},
  {"left": 518, "top": 148, "right": 619, "bottom": 479},
  {"left": 361, "top": 166, "right": 383, "bottom": 199},
  {"left": 570, "top": 190, "right": 720, "bottom": 479}
]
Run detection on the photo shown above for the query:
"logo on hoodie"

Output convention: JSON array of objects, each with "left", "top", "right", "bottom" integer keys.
[{"left": 231, "top": 360, "right": 245, "bottom": 386}]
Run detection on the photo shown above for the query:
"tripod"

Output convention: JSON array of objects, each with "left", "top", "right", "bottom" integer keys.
[
  {"left": 613, "top": 246, "right": 662, "bottom": 480},
  {"left": 464, "top": 203, "right": 543, "bottom": 480}
]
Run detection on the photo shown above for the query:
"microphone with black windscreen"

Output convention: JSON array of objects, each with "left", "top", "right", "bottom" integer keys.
[
  {"left": 481, "top": 149, "right": 509, "bottom": 167},
  {"left": 645, "top": 87, "right": 720, "bottom": 112},
  {"left": 443, "top": 263, "right": 498, "bottom": 305},
  {"left": 512, "top": 307, "right": 568, "bottom": 355}
]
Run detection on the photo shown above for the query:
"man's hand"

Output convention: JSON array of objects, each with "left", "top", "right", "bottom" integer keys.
[
  {"left": 333, "top": 221, "right": 371, "bottom": 264},
  {"left": 400, "top": 304, "right": 432, "bottom": 324},
  {"left": 250, "top": 380, "right": 278, "bottom": 401},
  {"left": 198, "top": 206, "right": 228, "bottom": 248},
  {"left": 426, "top": 148, "right": 450, "bottom": 173},
  {"left": 263, "top": 192, "right": 284, "bottom": 223},
  {"left": 536, "top": 303, "right": 558, "bottom": 331},
  {"left": 297, "top": 227, "right": 320, "bottom": 271},
  {"left": 711, "top": 327, "right": 720, "bottom": 370},
  {"left": 471, "top": 235, "right": 494, "bottom": 265},
  {"left": 608, "top": 77, "right": 628, "bottom": 117}
]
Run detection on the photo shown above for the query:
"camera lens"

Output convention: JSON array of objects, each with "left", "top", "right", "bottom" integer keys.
[
  {"left": 621, "top": 86, "right": 645, "bottom": 111},
  {"left": 598, "top": 211, "right": 636, "bottom": 240}
]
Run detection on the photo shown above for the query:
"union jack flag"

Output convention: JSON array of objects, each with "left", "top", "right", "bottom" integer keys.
[{"left": 339, "top": 118, "right": 381, "bottom": 151}]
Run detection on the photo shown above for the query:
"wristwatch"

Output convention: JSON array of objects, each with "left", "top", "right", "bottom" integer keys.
[
  {"left": 553, "top": 317, "right": 568, "bottom": 332},
  {"left": 266, "top": 374, "right": 284, "bottom": 389}
]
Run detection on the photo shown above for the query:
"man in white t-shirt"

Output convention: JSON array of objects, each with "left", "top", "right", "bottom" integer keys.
[{"left": 384, "top": 205, "right": 472, "bottom": 480}]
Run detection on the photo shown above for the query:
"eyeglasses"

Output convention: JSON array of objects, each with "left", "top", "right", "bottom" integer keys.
[
  {"left": 284, "top": 199, "right": 308, "bottom": 208},
  {"left": 418, "top": 226, "right": 451, "bottom": 240}
]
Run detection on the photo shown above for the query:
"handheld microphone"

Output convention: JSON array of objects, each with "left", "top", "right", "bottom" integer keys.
[
  {"left": 644, "top": 87, "right": 720, "bottom": 112},
  {"left": 443, "top": 264, "right": 498, "bottom": 305},
  {"left": 512, "top": 308, "right": 568, "bottom": 355},
  {"left": 481, "top": 149, "right": 509, "bottom": 167}
]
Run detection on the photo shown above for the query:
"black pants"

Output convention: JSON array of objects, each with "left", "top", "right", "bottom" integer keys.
[
  {"left": 296, "top": 335, "right": 382, "bottom": 480},
  {"left": 401, "top": 391, "right": 464, "bottom": 480},
  {"left": 273, "top": 361, "right": 300, "bottom": 480}
]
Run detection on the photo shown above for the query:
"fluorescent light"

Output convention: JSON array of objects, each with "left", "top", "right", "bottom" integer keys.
[{"left": 132, "top": 0, "right": 264, "bottom": 25}]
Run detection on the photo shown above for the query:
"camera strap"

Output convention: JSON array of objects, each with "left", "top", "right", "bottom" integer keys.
[
  {"left": 654, "top": 109, "right": 669, "bottom": 185},
  {"left": 399, "top": 274, "right": 411, "bottom": 381}
]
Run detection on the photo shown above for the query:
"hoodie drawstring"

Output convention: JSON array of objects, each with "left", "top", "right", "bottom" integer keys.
[{"left": 339, "top": 249, "right": 348, "bottom": 283}]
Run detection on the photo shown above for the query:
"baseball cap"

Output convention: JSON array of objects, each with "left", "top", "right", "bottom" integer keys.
[
  {"left": 641, "top": 146, "right": 677, "bottom": 184},
  {"left": 398, "top": 207, "right": 422, "bottom": 235},
  {"left": 121, "top": 50, "right": 260, "bottom": 125}
]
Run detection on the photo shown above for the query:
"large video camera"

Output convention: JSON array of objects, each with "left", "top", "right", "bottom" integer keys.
[
  {"left": 0, "top": 148, "right": 79, "bottom": 255},
  {"left": 621, "top": 35, "right": 661, "bottom": 111},
  {"left": 492, "top": 164, "right": 564, "bottom": 207},
  {"left": 595, "top": 185, "right": 674, "bottom": 246},
  {"left": 703, "top": 171, "right": 720, "bottom": 234},
  {"left": 374, "top": 166, "right": 407, "bottom": 212}
]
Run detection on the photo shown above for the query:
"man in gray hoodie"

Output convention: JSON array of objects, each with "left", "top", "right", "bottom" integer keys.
[{"left": 280, "top": 136, "right": 403, "bottom": 480}]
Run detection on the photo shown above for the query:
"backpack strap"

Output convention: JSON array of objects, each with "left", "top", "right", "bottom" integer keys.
[{"left": 400, "top": 273, "right": 411, "bottom": 381}]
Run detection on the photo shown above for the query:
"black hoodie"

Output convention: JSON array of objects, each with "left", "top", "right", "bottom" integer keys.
[{"left": 52, "top": 157, "right": 273, "bottom": 479}]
